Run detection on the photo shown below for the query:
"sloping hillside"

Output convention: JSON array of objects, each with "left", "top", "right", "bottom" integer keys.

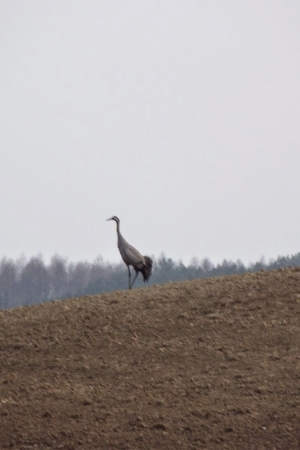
[{"left": 1, "top": 268, "right": 300, "bottom": 449}]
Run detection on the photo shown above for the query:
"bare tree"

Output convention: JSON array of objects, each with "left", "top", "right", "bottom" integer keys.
[
  {"left": 0, "top": 258, "right": 18, "bottom": 309},
  {"left": 49, "top": 255, "right": 68, "bottom": 299},
  {"left": 19, "top": 256, "right": 50, "bottom": 305},
  {"left": 67, "top": 261, "right": 91, "bottom": 297}
]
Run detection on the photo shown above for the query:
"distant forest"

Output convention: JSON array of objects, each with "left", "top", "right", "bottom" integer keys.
[
  {"left": 1, "top": 252, "right": 300, "bottom": 310},
  {"left": 0, "top": 253, "right": 300, "bottom": 309}
]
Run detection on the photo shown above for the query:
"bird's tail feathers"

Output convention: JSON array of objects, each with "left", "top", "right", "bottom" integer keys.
[{"left": 141, "top": 256, "right": 153, "bottom": 282}]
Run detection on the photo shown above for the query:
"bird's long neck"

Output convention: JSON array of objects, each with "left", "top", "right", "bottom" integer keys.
[
  {"left": 115, "top": 219, "right": 126, "bottom": 248},
  {"left": 115, "top": 219, "right": 120, "bottom": 235}
]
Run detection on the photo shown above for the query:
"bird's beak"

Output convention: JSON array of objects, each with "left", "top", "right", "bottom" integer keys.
[{"left": 106, "top": 217, "right": 113, "bottom": 221}]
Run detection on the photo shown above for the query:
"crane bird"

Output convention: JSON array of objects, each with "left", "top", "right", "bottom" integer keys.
[{"left": 107, "top": 216, "right": 153, "bottom": 290}]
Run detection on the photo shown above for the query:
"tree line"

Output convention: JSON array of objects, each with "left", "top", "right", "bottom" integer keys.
[{"left": 1, "top": 252, "right": 300, "bottom": 310}]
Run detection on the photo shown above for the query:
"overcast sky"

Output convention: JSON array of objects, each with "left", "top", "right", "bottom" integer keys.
[{"left": 1, "top": 1, "right": 300, "bottom": 266}]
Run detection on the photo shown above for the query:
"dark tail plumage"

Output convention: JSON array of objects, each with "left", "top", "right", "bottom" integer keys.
[{"left": 140, "top": 256, "right": 153, "bottom": 282}]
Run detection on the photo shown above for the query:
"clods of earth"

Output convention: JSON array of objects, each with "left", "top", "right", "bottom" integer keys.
[{"left": 1, "top": 268, "right": 300, "bottom": 449}]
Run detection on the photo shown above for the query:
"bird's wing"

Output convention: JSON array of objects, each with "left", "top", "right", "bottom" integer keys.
[{"left": 120, "top": 243, "right": 144, "bottom": 267}]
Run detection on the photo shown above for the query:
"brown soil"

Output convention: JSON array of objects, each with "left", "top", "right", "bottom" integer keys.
[{"left": 1, "top": 268, "right": 300, "bottom": 449}]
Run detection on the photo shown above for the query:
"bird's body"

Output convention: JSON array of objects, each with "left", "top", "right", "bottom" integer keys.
[{"left": 107, "top": 216, "right": 152, "bottom": 289}]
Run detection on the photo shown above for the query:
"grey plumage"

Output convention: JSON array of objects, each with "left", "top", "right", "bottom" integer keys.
[{"left": 107, "top": 216, "right": 152, "bottom": 290}]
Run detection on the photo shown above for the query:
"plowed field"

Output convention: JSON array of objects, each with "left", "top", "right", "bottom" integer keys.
[{"left": 1, "top": 268, "right": 300, "bottom": 449}]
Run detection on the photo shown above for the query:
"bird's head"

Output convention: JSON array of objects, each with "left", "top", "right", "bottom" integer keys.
[{"left": 107, "top": 216, "right": 120, "bottom": 224}]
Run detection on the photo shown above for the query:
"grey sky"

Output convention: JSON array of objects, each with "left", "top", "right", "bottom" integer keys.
[{"left": 1, "top": 1, "right": 300, "bottom": 266}]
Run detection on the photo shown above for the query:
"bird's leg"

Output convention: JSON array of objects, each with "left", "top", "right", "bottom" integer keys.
[
  {"left": 127, "top": 266, "right": 131, "bottom": 290},
  {"left": 130, "top": 272, "right": 139, "bottom": 290}
]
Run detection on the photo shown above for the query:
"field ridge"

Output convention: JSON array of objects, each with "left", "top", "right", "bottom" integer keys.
[{"left": 1, "top": 268, "right": 300, "bottom": 449}]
